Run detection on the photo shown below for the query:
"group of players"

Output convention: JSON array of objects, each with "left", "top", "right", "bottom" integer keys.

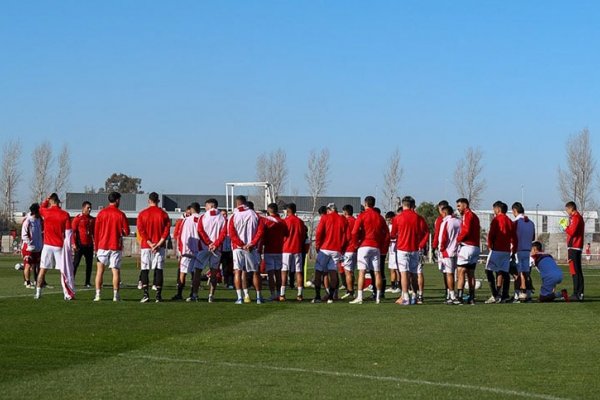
[{"left": 20, "top": 190, "right": 586, "bottom": 304}]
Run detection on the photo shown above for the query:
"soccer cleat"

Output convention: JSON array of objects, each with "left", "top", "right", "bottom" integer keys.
[
  {"left": 34, "top": 293, "right": 41, "bottom": 300},
  {"left": 140, "top": 295, "right": 150, "bottom": 303},
  {"left": 341, "top": 292, "right": 353, "bottom": 300},
  {"left": 155, "top": 295, "right": 163, "bottom": 303},
  {"left": 151, "top": 285, "right": 157, "bottom": 291},
  {"left": 113, "top": 293, "right": 121, "bottom": 302},
  {"left": 64, "top": 296, "right": 73, "bottom": 301},
  {"left": 349, "top": 298, "right": 363, "bottom": 304},
  {"left": 391, "top": 288, "right": 401, "bottom": 294},
  {"left": 484, "top": 296, "right": 497, "bottom": 304},
  {"left": 327, "top": 298, "right": 334, "bottom": 304},
  {"left": 235, "top": 298, "right": 243, "bottom": 304},
  {"left": 468, "top": 298, "right": 476, "bottom": 305},
  {"left": 416, "top": 296, "right": 424, "bottom": 305},
  {"left": 279, "top": 295, "right": 286, "bottom": 302},
  {"left": 137, "top": 281, "right": 143, "bottom": 290},
  {"left": 452, "top": 298, "right": 461, "bottom": 305},
  {"left": 186, "top": 295, "right": 198, "bottom": 302},
  {"left": 85, "top": 284, "right": 92, "bottom": 289},
  {"left": 93, "top": 294, "right": 101, "bottom": 302},
  {"left": 410, "top": 296, "right": 416, "bottom": 305},
  {"left": 375, "top": 298, "right": 381, "bottom": 304},
  {"left": 256, "top": 297, "right": 264, "bottom": 305},
  {"left": 385, "top": 287, "right": 394, "bottom": 293},
  {"left": 364, "top": 285, "right": 373, "bottom": 292},
  {"left": 296, "top": 295, "right": 303, "bottom": 302},
  {"left": 171, "top": 294, "right": 183, "bottom": 301},
  {"left": 208, "top": 295, "right": 214, "bottom": 303},
  {"left": 243, "top": 295, "right": 251, "bottom": 304},
  {"left": 311, "top": 298, "right": 321, "bottom": 304}
]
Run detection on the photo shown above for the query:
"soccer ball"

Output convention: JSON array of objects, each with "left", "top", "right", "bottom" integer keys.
[{"left": 14, "top": 263, "right": 23, "bottom": 271}]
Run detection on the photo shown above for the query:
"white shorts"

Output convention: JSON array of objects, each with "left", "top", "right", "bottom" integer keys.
[
  {"left": 40, "top": 245, "right": 62, "bottom": 270},
  {"left": 343, "top": 252, "right": 357, "bottom": 271},
  {"left": 440, "top": 257, "right": 457, "bottom": 274},
  {"left": 486, "top": 250, "right": 511, "bottom": 272},
  {"left": 357, "top": 247, "right": 380, "bottom": 272},
  {"left": 97, "top": 249, "right": 122, "bottom": 269},
  {"left": 388, "top": 246, "right": 398, "bottom": 270},
  {"left": 233, "top": 248, "right": 259, "bottom": 272},
  {"left": 396, "top": 250, "right": 422, "bottom": 274},
  {"left": 264, "top": 253, "right": 283, "bottom": 272},
  {"left": 457, "top": 245, "right": 480, "bottom": 266},
  {"left": 315, "top": 249, "right": 342, "bottom": 272},
  {"left": 140, "top": 248, "right": 166, "bottom": 271},
  {"left": 282, "top": 253, "right": 303, "bottom": 273},
  {"left": 516, "top": 251, "right": 531, "bottom": 273},
  {"left": 179, "top": 253, "right": 201, "bottom": 274}
]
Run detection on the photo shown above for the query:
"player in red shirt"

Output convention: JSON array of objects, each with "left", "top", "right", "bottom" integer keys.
[
  {"left": 455, "top": 198, "right": 481, "bottom": 305},
  {"left": 35, "top": 193, "right": 75, "bottom": 300},
  {"left": 484, "top": 201, "right": 514, "bottom": 304},
  {"left": 565, "top": 201, "right": 585, "bottom": 301},
  {"left": 313, "top": 203, "right": 348, "bottom": 303},
  {"left": 282, "top": 203, "right": 307, "bottom": 301},
  {"left": 350, "top": 196, "right": 388, "bottom": 304},
  {"left": 262, "top": 203, "right": 289, "bottom": 301},
  {"left": 94, "top": 192, "right": 130, "bottom": 302},
  {"left": 136, "top": 192, "right": 171, "bottom": 303},
  {"left": 71, "top": 201, "right": 95, "bottom": 288}
]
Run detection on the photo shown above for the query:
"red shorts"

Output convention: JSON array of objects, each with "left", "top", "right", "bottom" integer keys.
[{"left": 22, "top": 244, "right": 41, "bottom": 265}]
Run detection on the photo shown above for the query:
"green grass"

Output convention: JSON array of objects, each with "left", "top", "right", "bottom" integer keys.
[{"left": 1, "top": 255, "right": 599, "bottom": 399}]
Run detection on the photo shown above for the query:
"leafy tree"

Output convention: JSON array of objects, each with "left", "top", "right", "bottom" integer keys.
[
  {"left": 104, "top": 173, "right": 143, "bottom": 194},
  {"left": 416, "top": 201, "right": 437, "bottom": 233}
]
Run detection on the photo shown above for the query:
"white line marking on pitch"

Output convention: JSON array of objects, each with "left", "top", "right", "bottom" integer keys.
[
  {"left": 0, "top": 288, "right": 93, "bottom": 300},
  {"left": 13, "top": 346, "right": 570, "bottom": 400}
]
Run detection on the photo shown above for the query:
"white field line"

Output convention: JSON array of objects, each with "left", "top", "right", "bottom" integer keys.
[
  {"left": 13, "top": 346, "right": 570, "bottom": 400},
  {"left": 0, "top": 288, "right": 93, "bottom": 300}
]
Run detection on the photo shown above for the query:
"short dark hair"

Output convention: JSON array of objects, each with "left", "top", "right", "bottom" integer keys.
[
  {"left": 373, "top": 207, "right": 381, "bottom": 214},
  {"left": 396, "top": 206, "right": 403, "bottom": 213},
  {"left": 500, "top": 202, "right": 508, "bottom": 214},
  {"left": 247, "top": 201, "right": 254, "bottom": 210},
  {"left": 512, "top": 202, "right": 525, "bottom": 214},
  {"left": 342, "top": 204, "right": 354, "bottom": 215},
  {"left": 205, "top": 198, "right": 218, "bottom": 208},
  {"left": 401, "top": 196, "right": 414, "bottom": 208},
  {"left": 441, "top": 205, "right": 454, "bottom": 215},
  {"left": 385, "top": 211, "right": 395, "bottom": 219},
  {"left": 456, "top": 198, "right": 470, "bottom": 207},
  {"left": 318, "top": 205, "right": 327, "bottom": 215},
  {"left": 29, "top": 203, "right": 40, "bottom": 214},
  {"left": 437, "top": 200, "right": 449, "bottom": 208},
  {"left": 48, "top": 193, "right": 60, "bottom": 203},
  {"left": 149, "top": 192, "right": 160, "bottom": 204},
  {"left": 82, "top": 201, "right": 92, "bottom": 208},
  {"left": 267, "top": 203, "right": 278, "bottom": 213},
  {"left": 286, "top": 203, "right": 297, "bottom": 214},
  {"left": 364, "top": 196, "right": 376, "bottom": 207},
  {"left": 189, "top": 202, "right": 201, "bottom": 213},
  {"left": 235, "top": 195, "right": 247, "bottom": 204},
  {"left": 108, "top": 191, "right": 121, "bottom": 203},
  {"left": 493, "top": 201, "right": 503, "bottom": 209},
  {"left": 565, "top": 201, "right": 577, "bottom": 210},
  {"left": 532, "top": 241, "right": 543, "bottom": 251}
]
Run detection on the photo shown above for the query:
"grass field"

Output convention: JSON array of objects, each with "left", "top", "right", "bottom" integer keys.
[{"left": 1, "top": 255, "right": 599, "bottom": 400}]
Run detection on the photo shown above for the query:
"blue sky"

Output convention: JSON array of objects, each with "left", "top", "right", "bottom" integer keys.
[{"left": 1, "top": 0, "right": 599, "bottom": 210}]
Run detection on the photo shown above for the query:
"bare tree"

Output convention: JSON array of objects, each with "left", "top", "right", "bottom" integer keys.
[
  {"left": 54, "top": 144, "right": 71, "bottom": 199},
  {"left": 381, "top": 148, "right": 403, "bottom": 212},
  {"left": 256, "top": 148, "right": 288, "bottom": 201},
  {"left": 305, "top": 148, "right": 330, "bottom": 235},
  {"left": 558, "top": 128, "right": 596, "bottom": 215},
  {"left": 453, "top": 146, "right": 486, "bottom": 209},
  {"left": 30, "top": 142, "right": 53, "bottom": 203},
  {"left": 0, "top": 139, "right": 22, "bottom": 220}
]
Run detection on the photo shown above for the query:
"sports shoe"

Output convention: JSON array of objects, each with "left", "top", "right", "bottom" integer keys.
[
  {"left": 186, "top": 295, "right": 198, "bottom": 302},
  {"left": 140, "top": 295, "right": 150, "bottom": 303},
  {"left": 398, "top": 298, "right": 410, "bottom": 306},
  {"left": 410, "top": 296, "right": 416, "bottom": 305},
  {"left": 311, "top": 298, "right": 321, "bottom": 304},
  {"left": 391, "top": 288, "right": 401, "bottom": 294},
  {"left": 137, "top": 281, "right": 142, "bottom": 290},
  {"left": 416, "top": 296, "right": 424, "bottom": 305},
  {"left": 208, "top": 295, "right": 214, "bottom": 303},
  {"left": 64, "top": 296, "right": 73, "bottom": 301},
  {"left": 375, "top": 298, "right": 381, "bottom": 304},
  {"left": 364, "top": 285, "right": 373, "bottom": 292},
  {"left": 452, "top": 298, "right": 461, "bottom": 305},
  {"left": 113, "top": 293, "right": 121, "bottom": 302},
  {"left": 385, "top": 287, "right": 394, "bottom": 293},
  {"left": 296, "top": 295, "right": 303, "bottom": 302},
  {"left": 327, "top": 298, "right": 334, "bottom": 304},
  {"left": 25, "top": 283, "right": 33, "bottom": 289},
  {"left": 23, "top": 281, "right": 28, "bottom": 287},
  {"left": 256, "top": 297, "right": 264, "bottom": 305},
  {"left": 468, "top": 298, "right": 476, "bottom": 305},
  {"left": 34, "top": 292, "right": 41, "bottom": 300},
  {"left": 155, "top": 295, "right": 163, "bottom": 303},
  {"left": 341, "top": 292, "right": 354, "bottom": 300},
  {"left": 151, "top": 285, "right": 157, "bottom": 291},
  {"left": 243, "top": 295, "right": 251, "bottom": 304},
  {"left": 349, "top": 298, "right": 363, "bottom": 304},
  {"left": 171, "top": 294, "right": 183, "bottom": 301},
  {"left": 93, "top": 294, "right": 101, "bottom": 302},
  {"left": 279, "top": 295, "right": 286, "bottom": 302},
  {"left": 85, "top": 284, "right": 92, "bottom": 289},
  {"left": 234, "top": 298, "right": 243, "bottom": 304},
  {"left": 484, "top": 296, "right": 497, "bottom": 304}
]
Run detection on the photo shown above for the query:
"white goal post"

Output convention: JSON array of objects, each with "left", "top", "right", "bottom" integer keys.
[{"left": 225, "top": 182, "right": 275, "bottom": 212}]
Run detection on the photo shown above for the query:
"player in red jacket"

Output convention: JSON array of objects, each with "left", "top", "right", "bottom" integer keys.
[
  {"left": 136, "top": 192, "right": 171, "bottom": 303},
  {"left": 313, "top": 203, "right": 348, "bottom": 303},
  {"left": 282, "top": 203, "right": 307, "bottom": 301},
  {"left": 35, "top": 193, "right": 75, "bottom": 300},
  {"left": 565, "top": 201, "right": 585, "bottom": 301},
  {"left": 484, "top": 201, "right": 514, "bottom": 304},
  {"left": 71, "top": 201, "right": 95, "bottom": 287},
  {"left": 262, "top": 203, "right": 289, "bottom": 301},
  {"left": 350, "top": 196, "right": 388, "bottom": 304},
  {"left": 455, "top": 198, "right": 481, "bottom": 305},
  {"left": 94, "top": 192, "right": 130, "bottom": 302}
]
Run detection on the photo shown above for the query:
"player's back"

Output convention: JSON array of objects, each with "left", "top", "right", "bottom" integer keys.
[
  {"left": 283, "top": 214, "right": 305, "bottom": 253},
  {"left": 354, "top": 208, "right": 385, "bottom": 248},
  {"left": 319, "top": 212, "right": 347, "bottom": 252},
  {"left": 393, "top": 209, "right": 423, "bottom": 252},
  {"left": 96, "top": 205, "right": 130, "bottom": 250},
  {"left": 41, "top": 206, "right": 71, "bottom": 247}
]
